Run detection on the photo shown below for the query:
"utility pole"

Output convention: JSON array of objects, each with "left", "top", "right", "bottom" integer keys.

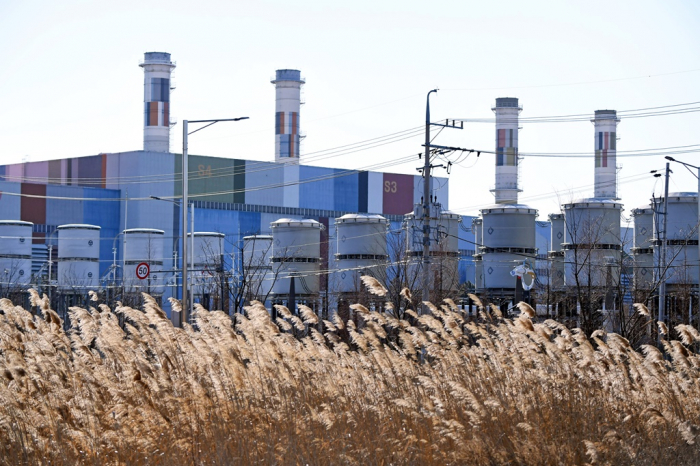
[
  {"left": 659, "top": 162, "right": 670, "bottom": 337},
  {"left": 419, "top": 90, "right": 464, "bottom": 313}
]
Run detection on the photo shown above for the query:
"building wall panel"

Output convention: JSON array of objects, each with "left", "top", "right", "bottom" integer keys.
[
  {"left": 20, "top": 183, "right": 46, "bottom": 243},
  {"left": 0, "top": 181, "right": 22, "bottom": 219},
  {"left": 283, "top": 164, "right": 300, "bottom": 208},
  {"left": 83, "top": 187, "right": 121, "bottom": 278},
  {"left": 233, "top": 159, "right": 246, "bottom": 204},
  {"left": 25, "top": 161, "right": 49, "bottom": 182},
  {"left": 382, "top": 173, "right": 413, "bottom": 215},
  {"left": 245, "top": 161, "right": 284, "bottom": 207},
  {"left": 46, "top": 185, "right": 84, "bottom": 226},
  {"left": 367, "top": 171, "right": 384, "bottom": 214},
  {"left": 6, "top": 165, "right": 23, "bottom": 182},
  {"left": 334, "top": 170, "right": 358, "bottom": 212},
  {"left": 49, "top": 160, "right": 61, "bottom": 183},
  {"left": 300, "top": 166, "right": 335, "bottom": 211}
]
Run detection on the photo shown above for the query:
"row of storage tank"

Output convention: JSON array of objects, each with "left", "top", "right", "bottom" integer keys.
[
  {"left": 473, "top": 192, "right": 699, "bottom": 293},
  {"left": 0, "top": 204, "right": 462, "bottom": 299},
  {"left": 0, "top": 221, "right": 225, "bottom": 294},
  {"left": 244, "top": 205, "right": 461, "bottom": 300}
]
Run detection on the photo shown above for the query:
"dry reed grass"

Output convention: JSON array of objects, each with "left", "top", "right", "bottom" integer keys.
[{"left": 0, "top": 287, "right": 699, "bottom": 464}]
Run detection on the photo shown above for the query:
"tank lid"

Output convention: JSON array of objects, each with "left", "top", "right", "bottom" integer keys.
[
  {"left": 563, "top": 197, "right": 623, "bottom": 208},
  {"left": 0, "top": 220, "right": 33, "bottom": 227},
  {"left": 123, "top": 228, "right": 164, "bottom": 235},
  {"left": 480, "top": 204, "right": 538, "bottom": 214},
  {"left": 548, "top": 213, "right": 564, "bottom": 220},
  {"left": 243, "top": 234, "right": 273, "bottom": 240},
  {"left": 187, "top": 232, "right": 225, "bottom": 238},
  {"left": 58, "top": 224, "right": 101, "bottom": 230},
  {"left": 440, "top": 211, "right": 462, "bottom": 220},
  {"left": 631, "top": 204, "right": 652, "bottom": 215},
  {"left": 666, "top": 192, "right": 698, "bottom": 200},
  {"left": 335, "top": 213, "right": 388, "bottom": 223},
  {"left": 271, "top": 218, "right": 322, "bottom": 228}
]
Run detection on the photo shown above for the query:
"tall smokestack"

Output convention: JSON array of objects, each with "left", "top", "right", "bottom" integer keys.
[
  {"left": 271, "top": 69, "right": 304, "bottom": 163},
  {"left": 491, "top": 97, "right": 521, "bottom": 204},
  {"left": 592, "top": 110, "right": 620, "bottom": 199},
  {"left": 140, "top": 52, "right": 175, "bottom": 153}
]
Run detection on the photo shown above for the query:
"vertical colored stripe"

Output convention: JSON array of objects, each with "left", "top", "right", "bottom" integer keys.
[
  {"left": 148, "top": 102, "right": 159, "bottom": 126},
  {"left": 604, "top": 132, "right": 609, "bottom": 150},
  {"left": 597, "top": 132, "right": 603, "bottom": 150},
  {"left": 358, "top": 171, "right": 368, "bottom": 213},
  {"left": 289, "top": 134, "right": 294, "bottom": 158},
  {"left": 611, "top": 132, "right": 616, "bottom": 150},
  {"left": 602, "top": 149, "right": 607, "bottom": 168},
  {"left": 497, "top": 129, "right": 505, "bottom": 147},
  {"left": 291, "top": 112, "right": 297, "bottom": 135},
  {"left": 279, "top": 113, "right": 285, "bottom": 135},
  {"left": 163, "top": 102, "right": 169, "bottom": 127}
]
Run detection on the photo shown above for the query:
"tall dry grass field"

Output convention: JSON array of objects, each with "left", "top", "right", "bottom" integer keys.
[{"left": 1, "top": 288, "right": 700, "bottom": 465}]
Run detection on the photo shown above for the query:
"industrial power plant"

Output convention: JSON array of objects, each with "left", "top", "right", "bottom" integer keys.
[{"left": 0, "top": 51, "right": 697, "bottom": 333}]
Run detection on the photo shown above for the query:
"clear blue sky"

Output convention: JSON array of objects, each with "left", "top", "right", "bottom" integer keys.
[{"left": 1, "top": 0, "right": 699, "bottom": 220}]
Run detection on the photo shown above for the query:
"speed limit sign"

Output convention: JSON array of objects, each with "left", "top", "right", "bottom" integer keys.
[{"left": 136, "top": 262, "right": 150, "bottom": 280}]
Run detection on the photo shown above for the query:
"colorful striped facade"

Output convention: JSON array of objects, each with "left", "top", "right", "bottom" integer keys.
[{"left": 0, "top": 151, "right": 473, "bottom": 313}]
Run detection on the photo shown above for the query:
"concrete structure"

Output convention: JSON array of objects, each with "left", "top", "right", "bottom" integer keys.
[
  {"left": 631, "top": 205, "right": 654, "bottom": 290},
  {"left": 653, "top": 193, "right": 699, "bottom": 287},
  {"left": 271, "top": 69, "right": 304, "bottom": 163},
  {"left": 404, "top": 204, "right": 461, "bottom": 298},
  {"left": 491, "top": 97, "right": 521, "bottom": 204},
  {"left": 56, "top": 224, "right": 100, "bottom": 291},
  {"left": 123, "top": 228, "right": 165, "bottom": 296},
  {"left": 140, "top": 52, "right": 175, "bottom": 153},
  {"left": 0, "top": 220, "right": 33, "bottom": 287},
  {"left": 188, "top": 232, "right": 225, "bottom": 300},
  {"left": 562, "top": 199, "right": 623, "bottom": 288},
  {"left": 592, "top": 110, "right": 620, "bottom": 199},
  {"left": 270, "top": 218, "right": 323, "bottom": 299},
  {"left": 547, "top": 213, "right": 565, "bottom": 290},
  {"left": 243, "top": 234, "right": 274, "bottom": 301},
  {"left": 480, "top": 204, "right": 538, "bottom": 291},
  {"left": 334, "top": 214, "right": 388, "bottom": 293}
]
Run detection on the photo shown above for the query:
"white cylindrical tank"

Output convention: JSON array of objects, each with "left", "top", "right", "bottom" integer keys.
[
  {"left": 188, "top": 232, "right": 224, "bottom": 270},
  {"left": 472, "top": 218, "right": 484, "bottom": 291},
  {"left": 243, "top": 235, "right": 273, "bottom": 300},
  {"left": 491, "top": 97, "right": 522, "bottom": 204},
  {"left": 480, "top": 205, "right": 537, "bottom": 290},
  {"left": 592, "top": 110, "right": 620, "bottom": 199},
  {"left": 404, "top": 206, "right": 462, "bottom": 296},
  {"left": 57, "top": 224, "right": 100, "bottom": 291},
  {"left": 653, "top": 193, "right": 699, "bottom": 286},
  {"left": 548, "top": 213, "right": 565, "bottom": 290},
  {"left": 335, "top": 214, "right": 388, "bottom": 293},
  {"left": 631, "top": 205, "right": 654, "bottom": 289},
  {"left": 270, "top": 219, "right": 322, "bottom": 296},
  {"left": 123, "top": 228, "right": 165, "bottom": 295},
  {"left": 0, "top": 220, "right": 33, "bottom": 286},
  {"left": 563, "top": 199, "right": 622, "bottom": 288},
  {"left": 140, "top": 52, "right": 176, "bottom": 152},
  {"left": 271, "top": 69, "right": 305, "bottom": 163},
  {"left": 188, "top": 232, "right": 225, "bottom": 298}
]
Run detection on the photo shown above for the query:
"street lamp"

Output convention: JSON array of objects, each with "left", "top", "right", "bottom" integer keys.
[{"left": 182, "top": 117, "right": 249, "bottom": 325}]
